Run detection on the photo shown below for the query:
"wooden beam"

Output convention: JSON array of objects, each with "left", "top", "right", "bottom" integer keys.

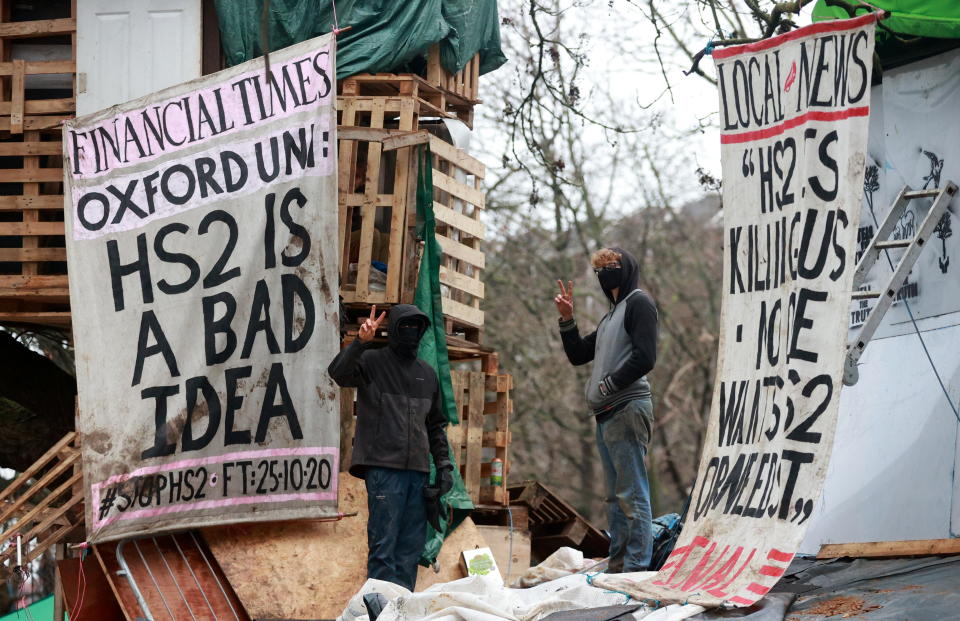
[
  {"left": 0, "top": 221, "right": 65, "bottom": 235},
  {"left": 381, "top": 130, "right": 430, "bottom": 152},
  {"left": 0, "top": 247, "right": 67, "bottom": 262},
  {"left": 0, "top": 98, "right": 74, "bottom": 115},
  {"left": 0, "top": 312, "right": 72, "bottom": 328},
  {"left": 0, "top": 60, "right": 75, "bottom": 76},
  {"left": 0, "top": 141, "right": 64, "bottom": 156},
  {"left": 0, "top": 116, "right": 67, "bottom": 131},
  {"left": 0, "top": 168, "right": 64, "bottom": 183},
  {"left": 0, "top": 195, "right": 63, "bottom": 209},
  {"left": 0, "top": 18, "right": 76, "bottom": 38},
  {"left": 10, "top": 59, "right": 24, "bottom": 134},
  {"left": 818, "top": 538, "right": 960, "bottom": 559}
]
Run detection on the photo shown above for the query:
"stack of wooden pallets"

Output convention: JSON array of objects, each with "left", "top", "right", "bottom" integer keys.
[{"left": 0, "top": 9, "right": 75, "bottom": 328}]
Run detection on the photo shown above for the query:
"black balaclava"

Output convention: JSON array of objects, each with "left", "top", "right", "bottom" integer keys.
[
  {"left": 598, "top": 246, "right": 640, "bottom": 305},
  {"left": 387, "top": 304, "right": 430, "bottom": 359}
]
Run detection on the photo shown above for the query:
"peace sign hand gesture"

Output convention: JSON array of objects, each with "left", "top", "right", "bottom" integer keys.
[
  {"left": 554, "top": 280, "right": 574, "bottom": 321},
  {"left": 358, "top": 305, "right": 387, "bottom": 343}
]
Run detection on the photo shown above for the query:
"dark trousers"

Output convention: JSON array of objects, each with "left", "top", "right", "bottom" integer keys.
[{"left": 365, "top": 466, "right": 428, "bottom": 591}]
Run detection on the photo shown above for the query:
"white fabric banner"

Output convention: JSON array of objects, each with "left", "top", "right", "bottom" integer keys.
[
  {"left": 64, "top": 34, "right": 341, "bottom": 542},
  {"left": 597, "top": 15, "right": 876, "bottom": 606}
]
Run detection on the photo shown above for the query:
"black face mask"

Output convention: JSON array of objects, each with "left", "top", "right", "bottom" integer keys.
[
  {"left": 597, "top": 267, "right": 622, "bottom": 292},
  {"left": 392, "top": 321, "right": 423, "bottom": 358}
]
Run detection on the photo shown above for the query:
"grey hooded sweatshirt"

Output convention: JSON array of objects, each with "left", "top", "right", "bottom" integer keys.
[{"left": 559, "top": 247, "right": 659, "bottom": 415}]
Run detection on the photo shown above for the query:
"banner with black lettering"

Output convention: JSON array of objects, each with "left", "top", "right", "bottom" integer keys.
[
  {"left": 595, "top": 15, "right": 876, "bottom": 606},
  {"left": 64, "top": 34, "right": 340, "bottom": 542}
]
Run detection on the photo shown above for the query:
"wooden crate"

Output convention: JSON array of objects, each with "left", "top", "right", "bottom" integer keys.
[
  {"left": 426, "top": 45, "right": 480, "bottom": 105},
  {"left": 0, "top": 8, "right": 75, "bottom": 328},
  {"left": 447, "top": 370, "right": 512, "bottom": 506}
]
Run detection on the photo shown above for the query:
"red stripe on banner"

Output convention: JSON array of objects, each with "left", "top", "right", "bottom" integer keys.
[
  {"left": 747, "top": 582, "right": 772, "bottom": 595},
  {"left": 729, "top": 596, "right": 756, "bottom": 606},
  {"left": 713, "top": 13, "right": 878, "bottom": 60},
  {"left": 767, "top": 548, "right": 795, "bottom": 563},
  {"left": 759, "top": 565, "right": 786, "bottom": 577},
  {"left": 707, "top": 588, "right": 728, "bottom": 598},
  {"left": 720, "top": 107, "right": 869, "bottom": 144}
]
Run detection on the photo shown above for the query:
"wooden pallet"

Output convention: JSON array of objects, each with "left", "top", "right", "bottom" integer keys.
[
  {"left": 426, "top": 45, "right": 481, "bottom": 106},
  {"left": 508, "top": 480, "right": 610, "bottom": 561},
  {"left": 0, "top": 431, "right": 84, "bottom": 577},
  {"left": 0, "top": 7, "right": 75, "bottom": 328},
  {"left": 448, "top": 370, "right": 512, "bottom": 506},
  {"left": 340, "top": 71, "right": 476, "bottom": 127},
  {"left": 432, "top": 136, "right": 485, "bottom": 336},
  {"left": 337, "top": 117, "right": 486, "bottom": 341}
]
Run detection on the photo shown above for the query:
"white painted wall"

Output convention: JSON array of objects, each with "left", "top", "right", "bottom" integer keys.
[
  {"left": 77, "top": 0, "right": 202, "bottom": 116},
  {"left": 801, "top": 49, "right": 960, "bottom": 553}
]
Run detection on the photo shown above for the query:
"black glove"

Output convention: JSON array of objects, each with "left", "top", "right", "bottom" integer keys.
[
  {"left": 422, "top": 484, "right": 443, "bottom": 532},
  {"left": 437, "top": 459, "right": 454, "bottom": 497}
]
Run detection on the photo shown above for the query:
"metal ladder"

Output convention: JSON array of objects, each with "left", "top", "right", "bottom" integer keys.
[{"left": 843, "top": 181, "right": 958, "bottom": 386}]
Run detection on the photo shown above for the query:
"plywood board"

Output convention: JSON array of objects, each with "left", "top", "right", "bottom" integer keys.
[
  {"left": 476, "top": 525, "right": 532, "bottom": 584},
  {"left": 204, "top": 472, "right": 486, "bottom": 620},
  {"left": 817, "top": 538, "right": 960, "bottom": 559}
]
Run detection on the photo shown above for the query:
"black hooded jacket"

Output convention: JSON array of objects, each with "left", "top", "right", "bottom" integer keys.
[
  {"left": 328, "top": 305, "right": 449, "bottom": 478},
  {"left": 559, "top": 247, "right": 658, "bottom": 410}
]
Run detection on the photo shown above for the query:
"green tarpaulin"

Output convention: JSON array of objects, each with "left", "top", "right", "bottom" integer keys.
[
  {"left": 813, "top": 1, "right": 960, "bottom": 67},
  {"left": 413, "top": 145, "right": 474, "bottom": 565},
  {"left": 214, "top": 0, "right": 507, "bottom": 79},
  {"left": 813, "top": 1, "right": 960, "bottom": 40}
]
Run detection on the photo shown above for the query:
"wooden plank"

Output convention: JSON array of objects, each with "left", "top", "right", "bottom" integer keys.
[
  {"left": 434, "top": 201, "right": 485, "bottom": 239},
  {"left": 0, "top": 432, "right": 76, "bottom": 506},
  {"left": 25, "top": 521, "right": 79, "bottom": 566},
  {"left": 435, "top": 233, "right": 485, "bottom": 268},
  {"left": 0, "top": 450, "right": 79, "bottom": 525},
  {"left": 817, "top": 538, "right": 960, "bottom": 559},
  {"left": 0, "top": 195, "right": 63, "bottom": 209},
  {"left": 439, "top": 265, "right": 484, "bottom": 298},
  {"left": 0, "top": 167, "right": 64, "bottom": 182},
  {"left": 10, "top": 59, "right": 24, "bottom": 133},
  {"left": 0, "top": 312, "right": 72, "bottom": 327},
  {"left": 476, "top": 525, "right": 531, "bottom": 584},
  {"left": 0, "top": 275, "right": 70, "bottom": 299},
  {"left": 482, "top": 431, "right": 510, "bottom": 447},
  {"left": 0, "top": 221, "right": 65, "bottom": 235},
  {"left": 429, "top": 136, "right": 485, "bottom": 178},
  {"left": 352, "top": 98, "right": 385, "bottom": 302},
  {"left": 337, "top": 126, "right": 414, "bottom": 143},
  {"left": 485, "top": 374, "right": 512, "bottom": 393},
  {"left": 464, "top": 372, "right": 486, "bottom": 503},
  {"left": 383, "top": 98, "right": 415, "bottom": 301},
  {"left": 442, "top": 297, "right": 484, "bottom": 328},
  {"left": 0, "top": 470, "right": 82, "bottom": 544},
  {"left": 381, "top": 130, "right": 430, "bottom": 151},
  {"left": 0, "top": 60, "right": 75, "bottom": 75},
  {"left": 0, "top": 247, "right": 67, "bottom": 262},
  {"left": 0, "top": 115, "right": 68, "bottom": 131},
  {"left": 432, "top": 169, "right": 485, "bottom": 208},
  {"left": 0, "top": 98, "right": 74, "bottom": 115},
  {"left": 0, "top": 18, "right": 76, "bottom": 38}
]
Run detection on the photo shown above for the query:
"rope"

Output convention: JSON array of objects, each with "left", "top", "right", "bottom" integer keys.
[
  {"left": 330, "top": 0, "right": 341, "bottom": 34},
  {"left": 864, "top": 199, "right": 960, "bottom": 424}
]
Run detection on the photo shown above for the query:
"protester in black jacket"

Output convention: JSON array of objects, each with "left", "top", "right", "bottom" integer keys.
[{"left": 328, "top": 304, "right": 453, "bottom": 590}]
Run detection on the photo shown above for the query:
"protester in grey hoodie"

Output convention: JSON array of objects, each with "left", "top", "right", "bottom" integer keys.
[{"left": 554, "top": 247, "right": 658, "bottom": 572}]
